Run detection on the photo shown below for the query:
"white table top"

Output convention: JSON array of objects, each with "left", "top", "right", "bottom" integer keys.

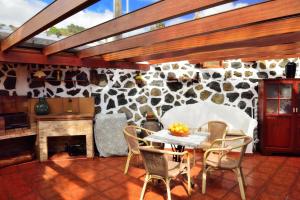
[{"left": 144, "top": 130, "right": 209, "bottom": 148}]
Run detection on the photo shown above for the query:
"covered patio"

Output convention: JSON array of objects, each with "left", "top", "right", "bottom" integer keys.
[{"left": 1, "top": 0, "right": 300, "bottom": 199}]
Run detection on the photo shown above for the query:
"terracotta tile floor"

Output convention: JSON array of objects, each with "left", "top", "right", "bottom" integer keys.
[{"left": 0, "top": 152, "right": 300, "bottom": 200}]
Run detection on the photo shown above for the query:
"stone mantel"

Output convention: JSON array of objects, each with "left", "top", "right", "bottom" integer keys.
[{"left": 36, "top": 114, "right": 93, "bottom": 121}]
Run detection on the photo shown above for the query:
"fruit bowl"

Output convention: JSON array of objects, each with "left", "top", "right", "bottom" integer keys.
[{"left": 168, "top": 122, "right": 190, "bottom": 137}]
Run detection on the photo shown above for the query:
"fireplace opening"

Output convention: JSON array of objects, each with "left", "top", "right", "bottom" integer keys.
[{"left": 47, "top": 136, "right": 86, "bottom": 159}]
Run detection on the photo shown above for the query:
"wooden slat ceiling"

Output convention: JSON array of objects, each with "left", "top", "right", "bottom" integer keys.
[
  {"left": 1, "top": 0, "right": 300, "bottom": 68},
  {"left": 100, "top": 16, "right": 300, "bottom": 61},
  {"left": 43, "top": 0, "right": 230, "bottom": 55},
  {"left": 78, "top": 0, "right": 300, "bottom": 59}
]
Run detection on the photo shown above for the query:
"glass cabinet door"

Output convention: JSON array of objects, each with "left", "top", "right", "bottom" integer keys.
[
  {"left": 266, "top": 83, "right": 279, "bottom": 114},
  {"left": 265, "top": 83, "right": 292, "bottom": 114},
  {"left": 279, "top": 84, "right": 292, "bottom": 114},
  {"left": 297, "top": 84, "right": 300, "bottom": 113}
]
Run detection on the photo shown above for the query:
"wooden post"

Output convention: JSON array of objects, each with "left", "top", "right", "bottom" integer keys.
[{"left": 113, "top": 0, "right": 123, "bottom": 40}]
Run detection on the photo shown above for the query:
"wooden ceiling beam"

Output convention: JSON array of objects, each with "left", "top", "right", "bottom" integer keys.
[
  {"left": 1, "top": 0, "right": 98, "bottom": 51},
  {"left": 0, "top": 49, "right": 147, "bottom": 70},
  {"left": 43, "top": 0, "right": 232, "bottom": 55},
  {"left": 189, "top": 51, "right": 300, "bottom": 63},
  {"left": 187, "top": 49, "right": 300, "bottom": 64},
  {"left": 101, "top": 16, "right": 300, "bottom": 61},
  {"left": 129, "top": 32, "right": 300, "bottom": 63},
  {"left": 146, "top": 42, "right": 300, "bottom": 64},
  {"left": 241, "top": 54, "right": 300, "bottom": 62},
  {"left": 78, "top": 0, "right": 300, "bottom": 59}
]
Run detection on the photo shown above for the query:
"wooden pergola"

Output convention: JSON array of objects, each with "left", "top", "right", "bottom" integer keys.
[{"left": 1, "top": 0, "right": 300, "bottom": 70}]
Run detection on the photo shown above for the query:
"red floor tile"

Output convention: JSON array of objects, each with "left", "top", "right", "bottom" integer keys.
[
  {"left": 256, "top": 191, "right": 288, "bottom": 200},
  {"left": 17, "top": 192, "right": 44, "bottom": 200},
  {"left": 92, "top": 178, "right": 117, "bottom": 192},
  {"left": 103, "top": 186, "right": 128, "bottom": 200},
  {"left": 0, "top": 152, "right": 300, "bottom": 200},
  {"left": 232, "top": 185, "right": 261, "bottom": 199}
]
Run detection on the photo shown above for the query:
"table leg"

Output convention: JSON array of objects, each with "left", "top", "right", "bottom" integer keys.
[
  {"left": 170, "top": 144, "right": 195, "bottom": 188},
  {"left": 171, "top": 145, "right": 185, "bottom": 162}
]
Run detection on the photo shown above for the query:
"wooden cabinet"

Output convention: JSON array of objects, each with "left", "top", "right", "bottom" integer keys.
[{"left": 259, "top": 79, "right": 300, "bottom": 154}]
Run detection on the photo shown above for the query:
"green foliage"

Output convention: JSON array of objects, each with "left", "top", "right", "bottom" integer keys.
[
  {"left": 47, "top": 26, "right": 62, "bottom": 38},
  {"left": 150, "top": 22, "right": 165, "bottom": 31},
  {"left": 46, "top": 24, "right": 85, "bottom": 38}
]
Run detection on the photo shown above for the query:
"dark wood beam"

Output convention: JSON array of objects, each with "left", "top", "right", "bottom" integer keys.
[
  {"left": 189, "top": 51, "right": 300, "bottom": 63},
  {"left": 1, "top": 0, "right": 98, "bottom": 51},
  {"left": 43, "top": 0, "right": 232, "bottom": 55},
  {"left": 0, "top": 49, "right": 148, "bottom": 70},
  {"left": 186, "top": 49, "right": 300, "bottom": 64},
  {"left": 241, "top": 54, "right": 300, "bottom": 62},
  {"left": 146, "top": 42, "right": 300, "bottom": 64},
  {"left": 78, "top": 0, "right": 300, "bottom": 59},
  {"left": 101, "top": 16, "right": 300, "bottom": 61},
  {"left": 129, "top": 32, "right": 300, "bottom": 63}
]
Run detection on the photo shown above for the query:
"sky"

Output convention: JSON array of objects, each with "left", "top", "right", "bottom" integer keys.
[
  {"left": 0, "top": 0, "right": 265, "bottom": 28},
  {"left": 0, "top": 0, "right": 265, "bottom": 43}
]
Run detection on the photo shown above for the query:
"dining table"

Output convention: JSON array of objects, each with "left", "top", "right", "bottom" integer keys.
[{"left": 144, "top": 129, "right": 209, "bottom": 161}]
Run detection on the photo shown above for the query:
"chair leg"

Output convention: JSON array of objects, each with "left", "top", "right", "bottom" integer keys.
[
  {"left": 124, "top": 152, "right": 133, "bottom": 174},
  {"left": 187, "top": 156, "right": 191, "bottom": 196},
  {"left": 240, "top": 167, "right": 247, "bottom": 187},
  {"left": 235, "top": 168, "right": 246, "bottom": 200},
  {"left": 193, "top": 149, "right": 196, "bottom": 166},
  {"left": 166, "top": 178, "right": 172, "bottom": 200},
  {"left": 140, "top": 174, "right": 149, "bottom": 200},
  {"left": 202, "top": 167, "right": 207, "bottom": 194},
  {"left": 187, "top": 172, "right": 191, "bottom": 196}
]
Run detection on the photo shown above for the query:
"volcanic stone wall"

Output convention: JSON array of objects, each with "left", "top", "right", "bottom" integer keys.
[{"left": 0, "top": 58, "right": 299, "bottom": 125}]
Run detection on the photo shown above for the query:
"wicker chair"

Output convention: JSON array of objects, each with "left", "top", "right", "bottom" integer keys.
[
  {"left": 198, "top": 121, "right": 228, "bottom": 150},
  {"left": 123, "top": 125, "right": 155, "bottom": 174},
  {"left": 202, "top": 136, "right": 252, "bottom": 200},
  {"left": 189, "top": 121, "right": 228, "bottom": 165},
  {"left": 139, "top": 146, "right": 191, "bottom": 200}
]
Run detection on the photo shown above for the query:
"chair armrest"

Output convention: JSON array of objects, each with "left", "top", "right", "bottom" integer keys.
[
  {"left": 205, "top": 135, "right": 251, "bottom": 159},
  {"left": 163, "top": 150, "right": 189, "bottom": 157},
  {"left": 139, "top": 146, "right": 188, "bottom": 156},
  {"left": 138, "top": 126, "right": 157, "bottom": 136},
  {"left": 204, "top": 147, "right": 231, "bottom": 158},
  {"left": 210, "top": 135, "right": 249, "bottom": 147},
  {"left": 226, "top": 130, "right": 246, "bottom": 136},
  {"left": 127, "top": 133, "right": 150, "bottom": 146}
]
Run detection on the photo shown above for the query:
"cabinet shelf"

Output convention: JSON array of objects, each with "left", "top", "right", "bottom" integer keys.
[{"left": 0, "top": 128, "right": 36, "bottom": 141}]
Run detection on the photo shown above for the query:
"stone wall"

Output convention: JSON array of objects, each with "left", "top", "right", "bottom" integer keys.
[{"left": 0, "top": 58, "right": 299, "bottom": 125}]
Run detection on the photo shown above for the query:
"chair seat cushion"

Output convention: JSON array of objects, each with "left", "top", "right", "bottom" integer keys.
[
  {"left": 167, "top": 160, "right": 189, "bottom": 177},
  {"left": 206, "top": 153, "right": 238, "bottom": 169},
  {"left": 167, "top": 160, "right": 181, "bottom": 177}
]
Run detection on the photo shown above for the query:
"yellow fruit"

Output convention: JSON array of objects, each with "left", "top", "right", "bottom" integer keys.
[{"left": 169, "top": 122, "right": 190, "bottom": 136}]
